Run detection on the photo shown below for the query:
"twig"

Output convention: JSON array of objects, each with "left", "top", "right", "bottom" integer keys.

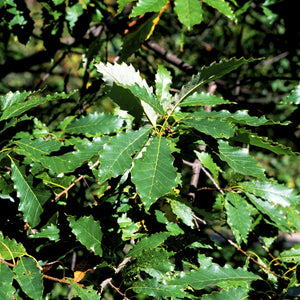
[
  {"left": 199, "top": 164, "right": 224, "bottom": 195},
  {"left": 108, "top": 281, "right": 131, "bottom": 300},
  {"left": 54, "top": 160, "right": 100, "bottom": 201},
  {"left": 100, "top": 257, "right": 132, "bottom": 295},
  {"left": 143, "top": 40, "right": 197, "bottom": 75},
  {"left": 211, "top": 229, "right": 284, "bottom": 279}
]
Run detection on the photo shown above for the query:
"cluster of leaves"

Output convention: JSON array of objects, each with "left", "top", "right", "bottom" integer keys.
[{"left": 1, "top": 0, "right": 300, "bottom": 299}]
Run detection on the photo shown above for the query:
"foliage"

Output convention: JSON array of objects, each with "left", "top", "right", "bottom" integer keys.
[{"left": 0, "top": 0, "right": 300, "bottom": 299}]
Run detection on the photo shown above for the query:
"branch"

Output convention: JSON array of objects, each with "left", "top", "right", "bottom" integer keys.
[{"left": 143, "top": 40, "right": 197, "bottom": 75}]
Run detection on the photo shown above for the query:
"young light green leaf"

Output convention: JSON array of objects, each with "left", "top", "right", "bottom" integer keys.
[
  {"left": 131, "top": 136, "right": 177, "bottom": 210},
  {"left": 68, "top": 280, "right": 100, "bottom": 300},
  {"left": 202, "top": 287, "right": 249, "bottom": 300},
  {"left": 172, "top": 263, "right": 260, "bottom": 289},
  {"left": 174, "top": 0, "right": 203, "bottom": 30},
  {"left": 172, "top": 58, "right": 258, "bottom": 114},
  {"left": 29, "top": 224, "right": 60, "bottom": 242},
  {"left": 181, "top": 115, "right": 235, "bottom": 138},
  {"left": 155, "top": 65, "right": 173, "bottom": 111},
  {"left": 95, "top": 62, "right": 160, "bottom": 125},
  {"left": 131, "top": 0, "right": 168, "bottom": 17},
  {"left": 245, "top": 193, "right": 290, "bottom": 232},
  {"left": 10, "top": 159, "right": 50, "bottom": 228},
  {"left": 69, "top": 216, "right": 103, "bottom": 256},
  {"left": 133, "top": 278, "right": 188, "bottom": 299},
  {"left": 225, "top": 193, "right": 252, "bottom": 245},
  {"left": 99, "top": 127, "right": 151, "bottom": 183},
  {"left": 204, "top": 0, "right": 237, "bottom": 23},
  {"left": 280, "top": 84, "right": 300, "bottom": 105},
  {"left": 195, "top": 151, "right": 221, "bottom": 183},
  {"left": 65, "top": 112, "right": 124, "bottom": 136},
  {"left": 0, "top": 91, "right": 76, "bottom": 121},
  {"left": 0, "top": 234, "right": 26, "bottom": 260},
  {"left": 179, "top": 92, "right": 232, "bottom": 107},
  {"left": 0, "top": 263, "right": 16, "bottom": 300},
  {"left": 217, "top": 140, "right": 266, "bottom": 178},
  {"left": 66, "top": 2, "right": 84, "bottom": 31},
  {"left": 239, "top": 180, "right": 299, "bottom": 207},
  {"left": 13, "top": 256, "right": 43, "bottom": 300},
  {"left": 127, "top": 232, "right": 172, "bottom": 257}
]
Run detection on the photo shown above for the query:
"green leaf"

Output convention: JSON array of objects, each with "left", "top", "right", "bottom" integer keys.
[
  {"left": 68, "top": 281, "right": 100, "bottom": 300},
  {"left": 68, "top": 216, "right": 103, "bottom": 256},
  {"left": 181, "top": 114, "right": 235, "bottom": 138},
  {"left": 217, "top": 140, "right": 266, "bottom": 178},
  {"left": 95, "top": 62, "right": 160, "bottom": 125},
  {"left": 225, "top": 193, "right": 252, "bottom": 245},
  {"left": 127, "top": 232, "right": 172, "bottom": 257},
  {"left": 170, "top": 199, "right": 195, "bottom": 228},
  {"left": 191, "top": 109, "right": 284, "bottom": 126},
  {"left": 174, "top": 0, "right": 203, "bottom": 29},
  {"left": 280, "top": 84, "right": 300, "bottom": 104},
  {"left": 280, "top": 243, "right": 300, "bottom": 263},
  {"left": 202, "top": 287, "right": 249, "bottom": 300},
  {"left": 131, "top": 0, "right": 168, "bottom": 17},
  {"left": 155, "top": 65, "right": 173, "bottom": 111},
  {"left": 172, "top": 263, "right": 260, "bottom": 289},
  {"left": 120, "top": 13, "right": 158, "bottom": 61},
  {"left": 66, "top": 3, "right": 84, "bottom": 31},
  {"left": 0, "top": 234, "right": 27, "bottom": 260},
  {"left": 65, "top": 112, "right": 124, "bottom": 136},
  {"left": 10, "top": 159, "right": 50, "bottom": 228},
  {"left": 117, "top": 0, "right": 133, "bottom": 13},
  {"left": 233, "top": 128, "right": 296, "bottom": 155},
  {"left": 133, "top": 278, "right": 188, "bottom": 299},
  {"left": 29, "top": 224, "right": 60, "bottom": 242},
  {"left": 245, "top": 193, "right": 290, "bottom": 231},
  {"left": 0, "top": 90, "right": 31, "bottom": 110},
  {"left": 179, "top": 92, "right": 232, "bottom": 107},
  {"left": 99, "top": 128, "right": 150, "bottom": 182},
  {"left": 204, "top": 0, "right": 237, "bottom": 22},
  {"left": 172, "top": 58, "right": 258, "bottom": 113},
  {"left": 239, "top": 180, "right": 299, "bottom": 207},
  {"left": 13, "top": 256, "right": 43, "bottom": 300},
  {"left": 195, "top": 151, "right": 221, "bottom": 183},
  {"left": 0, "top": 263, "right": 16, "bottom": 300},
  {"left": 132, "top": 136, "right": 177, "bottom": 210},
  {"left": 0, "top": 91, "right": 76, "bottom": 121}
]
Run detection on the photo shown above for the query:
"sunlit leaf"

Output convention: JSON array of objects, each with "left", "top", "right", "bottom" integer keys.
[
  {"left": 239, "top": 180, "right": 299, "bottom": 207},
  {"left": 0, "top": 263, "right": 16, "bottom": 300},
  {"left": 99, "top": 127, "right": 150, "bottom": 182},
  {"left": 132, "top": 136, "right": 177, "bottom": 210},
  {"left": 131, "top": 0, "right": 168, "bottom": 17},
  {"left": 202, "top": 287, "right": 249, "bottom": 300},
  {"left": 10, "top": 159, "right": 50, "bottom": 227},
  {"left": 155, "top": 65, "right": 173, "bottom": 111},
  {"left": 172, "top": 263, "right": 260, "bottom": 289},
  {"left": 225, "top": 193, "right": 252, "bottom": 245},
  {"left": 68, "top": 280, "right": 99, "bottom": 300},
  {"left": 13, "top": 256, "right": 43, "bottom": 300},
  {"left": 29, "top": 224, "right": 60, "bottom": 242},
  {"left": 65, "top": 112, "right": 124, "bottom": 136},
  {"left": 0, "top": 234, "right": 26, "bottom": 260},
  {"left": 174, "top": 0, "right": 203, "bottom": 29},
  {"left": 280, "top": 84, "right": 300, "bottom": 104},
  {"left": 127, "top": 232, "right": 172, "bottom": 257},
  {"left": 133, "top": 278, "right": 188, "bottom": 299},
  {"left": 217, "top": 140, "right": 266, "bottom": 178},
  {"left": 245, "top": 193, "right": 290, "bottom": 231},
  {"left": 179, "top": 92, "right": 232, "bottom": 107},
  {"left": 280, "top": 243, "right": 300, "bottom": 263},
  {"left": 204, "top": 0, "right": 237, "bottom": 22},
  {"left": 69, "top": 216, "right": 103, "bottom": 256},
  {"left": 195, "top": 151, "right": 221, "bottom": 182}
]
